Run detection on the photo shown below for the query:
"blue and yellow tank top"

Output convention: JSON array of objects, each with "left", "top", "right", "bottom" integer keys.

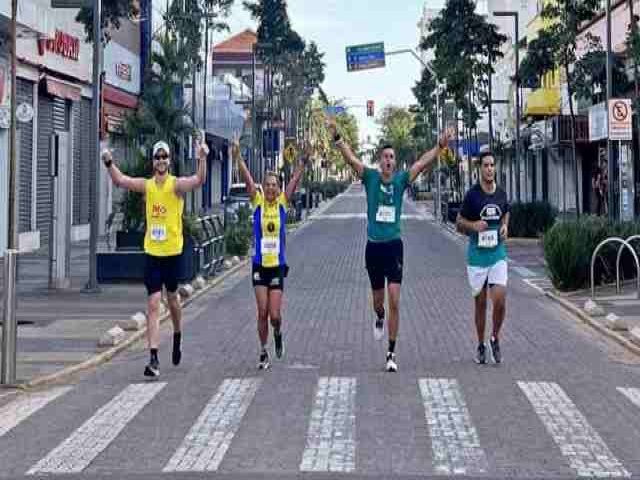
[{"left": 252, "top": 191, "right": 288, "bottom": 268}]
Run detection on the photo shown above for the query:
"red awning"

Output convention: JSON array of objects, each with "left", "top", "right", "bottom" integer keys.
[
  {"left": 45, "top": 76, "right": 81, "bottom": 101},
  {"left": 103, "top": 84, "right": 138, "bottom": 109}
]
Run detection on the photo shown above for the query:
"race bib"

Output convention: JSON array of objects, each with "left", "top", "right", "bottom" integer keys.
[
  {"left": 478, "top": 230, "right": 498, "bottom": 249},
  {"left": 261, "top": 237, "right": 280, "bottom": 256},
  {"left": 150, "top": 224, "right": 167, "bottom": 242},
  {"left": 376, "top": 205, "right": 396, "bottom": 223}
]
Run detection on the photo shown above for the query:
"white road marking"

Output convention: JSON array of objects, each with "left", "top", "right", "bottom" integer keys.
[
  {"left": 511, "top": 265, "right": 536, "bottom": 278},
  {"left": 419, "top": 378, "right": 488, "bottom": 475},
  {"left": 518, "top": 381, "right": 630, "bottom": 478},
  {"left": 0, "top": 387, "right": 72, "bottom": 438},
  {"left": 618, "top": 387, "right": 640, "bottom": 409},
  {"left": 163, "top": 378, "right": 261, "bottom": 472},
  {"left": 300, "top": 377, "right": 357, "bottom": 473},
  {"left": 28, "top": 383, "right": 166, "bottom": 474},
  {"left": 313, "top": 213, "right": 425, "bottom": 220}
]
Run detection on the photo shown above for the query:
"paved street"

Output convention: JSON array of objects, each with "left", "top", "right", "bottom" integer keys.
[{"left": 2, "top": 184, "right": 640, "bottom": 479}]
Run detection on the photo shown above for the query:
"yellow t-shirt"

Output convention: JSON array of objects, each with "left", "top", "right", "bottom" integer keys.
[
  {"left": 144, "top": 175, "right": 184, "bottom": 257},
  {"left": 251, "top": 191, "right": 288, "bottom": 268}
]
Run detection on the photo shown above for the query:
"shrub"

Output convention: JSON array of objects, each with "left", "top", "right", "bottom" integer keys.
[
  {"left": 224, "top": 205, "right": 253, "bottom": 257},
  {"left": 509, "top": 202, "right": 557, "bottom": 238},
  {"left": 543, "top": 216, "right": 640, "bottom": 291}
]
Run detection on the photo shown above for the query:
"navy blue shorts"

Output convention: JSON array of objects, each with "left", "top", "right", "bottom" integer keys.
[
  {"left": 365, "top": 239, "right": 404, "bottom": 290},
  {"left": 144, "top": 254, "right": 179, "bottom": 295}
]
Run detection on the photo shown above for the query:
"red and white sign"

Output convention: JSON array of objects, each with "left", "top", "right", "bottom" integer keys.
[
  {"left": 37, "top": 30, "right": 80, "bottom": 61},
  {"left": 115, "top": 63, "right": 132, "bottom": 81},
  {"left": 609, "top": 99, "right": 632, "bottom": 141}
]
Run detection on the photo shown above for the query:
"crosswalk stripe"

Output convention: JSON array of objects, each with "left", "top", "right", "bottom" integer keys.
[
  {"left": 419, "top": 378, "right": 488, "bottom": 475},
  {"left": 300, "top": 377, "right": 356, "bottom": 473},
  {"left": 518, "top": 381, "right": 630, "bottom": 478},
  {"left": 163, "top": 378, "right": 261, "bottom": 472},
  {"left": 618, "top": 387, "right": 640, "bottom": 409},
  {"left": 27, "top": 382, "right": 166, "bottom": 474},
  {"left": 0, "top": 387, "right": 72, "bottom": 438}
]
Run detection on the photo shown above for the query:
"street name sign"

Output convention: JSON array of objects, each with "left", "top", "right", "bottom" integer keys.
[
  {"left": 323, "top": 105, "right": 346, "bottom": 116},
  {"left": 346, "top": 43, "right": 385, "bottom": 72}
]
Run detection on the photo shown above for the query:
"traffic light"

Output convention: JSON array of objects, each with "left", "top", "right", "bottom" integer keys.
[{"left": 366, "top": 100, "right": 374, "bottom": 117}]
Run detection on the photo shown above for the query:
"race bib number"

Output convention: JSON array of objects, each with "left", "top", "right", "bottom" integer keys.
[
  {"left": 376, "top": 205, "right": 396, "bottom": 223},
  {"left": 150, "top": 224, "right": 167, "bottom": 242},
  {"left": 261, "top": 238, "right": 280, "bottom": 256},
  {"left": 478, "top": 230, "right": 498, "bottom": 249}
]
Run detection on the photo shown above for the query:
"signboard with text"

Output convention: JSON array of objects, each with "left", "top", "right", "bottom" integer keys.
[
  {"left": 346, "top": 43, "right": 385, "bottom": 72},
  {"left": 609, "top": 99, "right": 632, "bottom": 141}
]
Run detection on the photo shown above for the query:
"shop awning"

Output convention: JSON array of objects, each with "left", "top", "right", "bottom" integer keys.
[
  {"left": 525, "top": 87, "right": 561, "bottom": 117},
  {"left": 45, "top": 76, "right": 81, "bottom": 102}
]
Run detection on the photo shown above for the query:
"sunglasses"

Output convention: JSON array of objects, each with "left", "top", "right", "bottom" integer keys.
[{"left": 154, "top": 153, "right": 169, "bottom": 161}]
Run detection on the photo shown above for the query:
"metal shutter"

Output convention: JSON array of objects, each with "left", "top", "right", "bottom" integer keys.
[
  {"left": 16, "top": 79, "right": 34, "bottom": 233},
  {"left": 36, "top": 95, "right": 68, "bottom": 244},
  {"left": 72, "top": 100, "right": 81, "bottom": 224},
  {"left": 80, "top": 98, "right": 92, "bottom": 223}
]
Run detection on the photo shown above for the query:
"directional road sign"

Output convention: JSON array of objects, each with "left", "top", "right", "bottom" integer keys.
[{"left": 346, "top": 42, "right": 385, "bottom": 72}]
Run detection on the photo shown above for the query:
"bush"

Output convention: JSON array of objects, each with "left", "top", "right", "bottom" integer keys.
[
  {"left": 509, "top": 202, "right": 557, "bottom": 238},
  {"left": 543, "top": 216, "right": 640, "bottom": 291},
  {"left": 224, "top": 205, "right": 253, "bottom": 257}
]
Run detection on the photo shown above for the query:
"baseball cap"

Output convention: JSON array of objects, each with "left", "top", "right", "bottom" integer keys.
[{"left": 152, "top": 141, "right": 171, "bottom": 157}]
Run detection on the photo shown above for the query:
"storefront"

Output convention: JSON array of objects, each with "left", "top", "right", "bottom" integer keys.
[{"left": 15, "top": 3, "right": 94, "bottom": 248}]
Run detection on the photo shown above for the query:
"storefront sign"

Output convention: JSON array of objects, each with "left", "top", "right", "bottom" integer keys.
[
  {"left": 104, "top": 42, "right": 140, "bottom": 95},
  {"left": 38, "top": 30, "right": 80, "bottom": 61},
  {"left": 589, "top": 102, "right": 608, "bottom": 142},
  {"left": 16, "top": 103, "right": 34, "bottom": 123}
]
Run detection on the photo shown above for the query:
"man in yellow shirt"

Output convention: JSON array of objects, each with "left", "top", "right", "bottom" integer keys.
[{"left": 102, "top": 138, "right": 208, "bottom": 378}]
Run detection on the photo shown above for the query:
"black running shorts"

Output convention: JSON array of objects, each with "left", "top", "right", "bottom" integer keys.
[
  {"left": 365, "top": 238, "right": 404, "bottom": 290},
  {"left": 252, "top": 264, "right": 288, "bottom": 291},
  {"left": 144, "top": 254, "right": 180, "bottom": 295}
]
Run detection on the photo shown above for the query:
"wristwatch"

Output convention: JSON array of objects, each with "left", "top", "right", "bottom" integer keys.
[
  {"left": 104, "top": 159, "right": 113, "bottom": 168},
  {"left": 333, "top": 133, "right": 343, "bottom": 144}
]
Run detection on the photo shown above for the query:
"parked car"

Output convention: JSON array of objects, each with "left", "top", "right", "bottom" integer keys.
[{"left": 224, "top": 183, "right": 259, "bottom": 224}]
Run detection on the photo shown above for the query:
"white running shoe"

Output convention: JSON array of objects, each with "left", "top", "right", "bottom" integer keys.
[
  {"left": 373, "top": 317, "right": 384, "bottom": 341},
  {"left": 386, "top": 352, "right": 398, "bottom": 372},
  {"left": 258, "top": 350, "right": 271, "bottom": 370}
]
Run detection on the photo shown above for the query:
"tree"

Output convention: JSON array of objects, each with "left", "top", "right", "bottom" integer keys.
[
  {"left": 376, "top": 106, "right": 416, "bottom": 171},
  {"left": 76, "top": 0, "right": 139, "bottom": 43},
  {"left": 519, "top": 0, "right": 601, "bottom": 216},
  {"left": 422, "top": 0, "right": 505, "bottom": 186}
]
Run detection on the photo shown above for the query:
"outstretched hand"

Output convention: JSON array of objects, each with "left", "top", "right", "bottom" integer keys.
[
  {"left": 438, "top": 126, "right": 454, "bottom": 150},
  {"left": 194, "top": 134, "right": 209, "bottom": 160},
  {"left": 231, "top": 141, "right": 242, "bottom": 162},
  {"left": 325, "top": 115, "right": 338, "bottom": 138}
]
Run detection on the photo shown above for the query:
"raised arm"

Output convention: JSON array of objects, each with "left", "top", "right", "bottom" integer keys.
[
  {"left": 285, "top": 143, "right": 311, "bottom": 202},
  {"left": 175, "top": 138, "right": 209, "bottom": 194},
  {"left": 232, "top": 141, "right": 258, "bottom": 201},
  {"left": 102, "top": 149, "right": 146, "bottom": 193},
  {"left": 326, "top": 115, "right": 365, "bottom": 178},
  {"left": 408, "top": 127, "right": 452, "bottom": 183}
]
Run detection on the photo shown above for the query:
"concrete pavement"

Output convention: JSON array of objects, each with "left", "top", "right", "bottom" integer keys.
[{"left": 1, "top": 184, "right": 640, "bottom": 479}]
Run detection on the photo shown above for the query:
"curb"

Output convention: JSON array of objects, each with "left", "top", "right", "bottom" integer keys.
[
  {"left": 19, "top": 192, "right": 341, "bottom": 390},
  {"left": 545, "top": 290, "right": 640, "bottom": 357},
  {"left": 22, "top": 259, "right": 250, "bottom": 389}
]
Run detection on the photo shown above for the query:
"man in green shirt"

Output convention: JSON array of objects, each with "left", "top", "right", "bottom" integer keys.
[{"left": 328, "top": 116, "right": 450, "bottom": 371}]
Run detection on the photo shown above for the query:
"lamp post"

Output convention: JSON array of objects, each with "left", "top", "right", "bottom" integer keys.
[{"left": 494, "top": 11, "right": 520, "bottom": 203}]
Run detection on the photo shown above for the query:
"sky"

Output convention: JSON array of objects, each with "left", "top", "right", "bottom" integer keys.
[{"left": 221, "top": 1, "right": 427, "bottom": 144}]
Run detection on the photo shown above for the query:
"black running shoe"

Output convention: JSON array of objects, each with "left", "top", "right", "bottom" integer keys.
[
  {"left": 475, "top": 343, "right": 487, "bottom": 365},
  {"left": 258, "top": 350, "right": 270, "bottom": 370},
  {"left": 144, "top": 358, "right": 160, "bottom": 378},
  {"left": 172, "top": 334, "right": 182, "bottom": 366},
  {"left": 386, "top": 352, "right": 398, "bottom": 372},
  {"left": 490, "top": 337, "right": 501, "bottom": 364},
  {"left": 274, "top": 330, "right": 284, "bottom": 359}
]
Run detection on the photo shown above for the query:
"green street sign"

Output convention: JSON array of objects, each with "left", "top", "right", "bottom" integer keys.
[
  {"left": 51, "top": 0, "right": 90, "bottom": 8},
  {"left": 346, "top": 42, "right": 385, "bottom": 72}
]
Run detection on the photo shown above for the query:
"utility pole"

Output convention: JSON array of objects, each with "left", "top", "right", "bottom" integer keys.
[
  {"left": 2, "top": 0, "right": 19, "bottom": 385},
  {"left": 86, "top": 0, "right": 102, "bottom": 292},
  {"left": 606, "top": 0, "right": 615, "bottom": 220}
]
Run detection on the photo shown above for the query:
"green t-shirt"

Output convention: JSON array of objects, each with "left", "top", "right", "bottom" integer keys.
[{"left": 362, "top": 167, "right": 410, "bottom": 242}]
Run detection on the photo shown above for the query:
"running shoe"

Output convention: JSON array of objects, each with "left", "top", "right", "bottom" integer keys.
[
  {"left": 274, "top": 330, "right": 284, "bottom": 359},
  {"left": 258, "top": 350, "right": 271, "bottom": 370},
  {"left": 144, "top": 358, "right": 160, "bottom": 378},
  {"left": 475, "top": 342, "right": 487, "bottom": 365},
  {"left": 373, "top": 317, "right": 384, "bottom": 341},
  {"left": 386, "top": 352, "right": 398, "bottom": 372},
  {"left": 172, "top": 334, "right": 182, "bottom": 366},
  {"left": 490, "top": 336, "right": 501, "bottom": 364}
]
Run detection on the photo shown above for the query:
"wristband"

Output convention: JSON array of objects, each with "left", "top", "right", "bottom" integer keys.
[
  {"left": 104, "top": 160, "right": 112, "bottom": 168},
  {"left": 333, "top": 133, "right": 342, "bottom": 144}
]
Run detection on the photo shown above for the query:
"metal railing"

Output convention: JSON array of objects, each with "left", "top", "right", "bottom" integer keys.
[
  {"left": 615, "top": 235, "right": 640, "bottom": 294},
  {"left": 192, "top": 215, "right": 225, "bottom": 277},
  {"left": 590, "top": 237, "right": 640, "bottom": 299}
]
